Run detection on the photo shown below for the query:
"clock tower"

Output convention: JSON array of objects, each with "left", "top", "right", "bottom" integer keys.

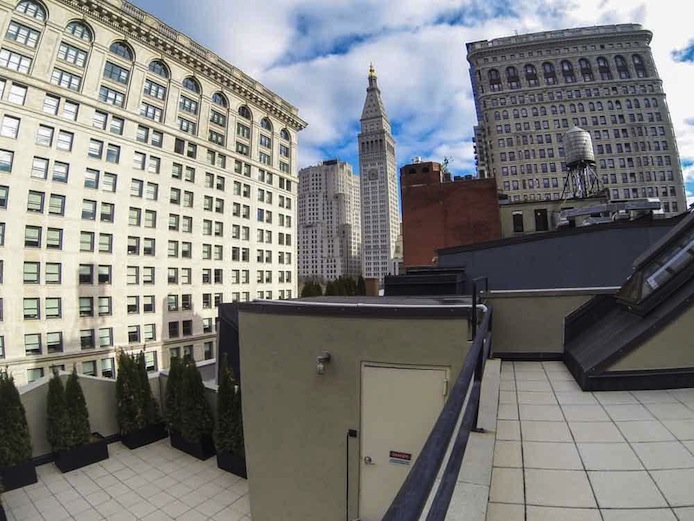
[{"left": 358, "top": 64, "right": 399, "bottom": 281}]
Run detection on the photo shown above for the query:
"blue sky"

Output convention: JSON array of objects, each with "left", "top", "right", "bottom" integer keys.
[{"left": 133, "top": 0, "right": 694, "bottom": 206}]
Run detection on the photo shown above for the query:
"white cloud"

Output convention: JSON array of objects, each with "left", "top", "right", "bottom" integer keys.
[{"left": 139, "top": 0, "right": 694, "bottom": 180}]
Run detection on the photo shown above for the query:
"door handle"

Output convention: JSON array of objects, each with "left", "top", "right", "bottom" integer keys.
[{"left": 364, "top": 456, "right": 374, "bottom": 465}]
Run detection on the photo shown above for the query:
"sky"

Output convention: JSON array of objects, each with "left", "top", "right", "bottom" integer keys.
[{"left": 132, "top": 0, "right": 694, "bottom": 208}]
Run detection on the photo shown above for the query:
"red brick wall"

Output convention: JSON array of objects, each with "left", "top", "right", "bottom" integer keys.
[{"left": 401, "top": 163, "right": 501, "bottom": 267}]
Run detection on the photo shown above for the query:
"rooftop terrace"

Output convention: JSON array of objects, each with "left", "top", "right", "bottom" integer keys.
[
  {"left": 1, "top": 440, "right": 250, "bottom": 521},
  {"left": 490, "top": 361, "right": 694, "bottom": 520}
]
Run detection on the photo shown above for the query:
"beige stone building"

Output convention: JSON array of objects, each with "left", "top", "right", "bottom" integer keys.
[
  {"left": 467, "top": 24, "right": 687, "bottom": 215},
  {"left": 298, "top": 159, "right": 361, "bottom": 282},
  {"left": 0, "top": 0, "right": 305, "bottom": 385}
]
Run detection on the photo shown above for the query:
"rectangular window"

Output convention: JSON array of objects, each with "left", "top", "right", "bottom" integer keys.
[
  {"left": 127, "top": 295, "right": 139, "bottom": 314},
  {"left": 57, "top": 42, "right": 87, "bottom": 66},
  {"left": 143, "top": 266, "right": 155, "bottom": 284},
  {"left": 140, "top": 103, "right": 162, "bottom": 122},
  {"left": 106, "top": 144, "right": 120, "bottom": 163},
  {"left": 79, "top": 264, "right": 93, "bottom": 284},
  {"left": 1, "top": 115, "right": 20, "bottom": 138},
  {"left": 46, "top": 263, "right": 61, "bottom": 283},
  {"left": 56, "top": 130, "right": 74, "bottom": 151},
  {"left": 45, "top": 298, "right": 61, "bottom": 319},
  {"left": 144, "top": 324, "right": 156, "bottom": 341},
  {"left": 143, "top": 79, "right": 166, "bottom": 99},
  {"left": 102, "top": 172, "right": 117, "bottom": 192},
  {"left": 132, "top": 152, "right": 146, "bottom": 170},
  {"left": 0, "top": 149, "right": 12, "bottom": 172},
  {"left": 179, "top": 96, "right": 198, "bottom": 115},
  {"left": 143, "top": 295, "right": 155, "bottom": 313},
  {"left": 178, "top": 117, "right": 196, "bottom": 135},
  {"left": 80, "top": 329, "right": 95, "bottom": 350},
  {"left": 0, "top": 48, "right": 32, "bottom": 73},
  {"left": 8, "top": 84, "right": 27, "bottom": 104},
  {"left": 79, "top": 297, "right": 94, "bottom": 317},
  {"left": 98, "top": 233, "right": 112, "bottom": 253},
  {"left": 99, "top": 86, "right": 124, "bottom": 107},
  {"left": 81, "top": 199, "right": 96, "bottom": 220},
  {"left": 46, "top": 227, "right": 62, "bottom": 249},
  {"left": 24, "top": 225, "right": 41, "bottom": 247},
  {"left": 23, "top": 297, "right": 40, "bottom": 319},
  {"left": 144, "top": 209, "right": 156, "bottom": 228},
  {"left": 130, "top": 179, "right": 143, "bottom": 197},
  {"left": 46, "top": 331, "right": 63, "bottom": 353},
  {"left": 182, "top": 320, "right": 193, "bottom": 336},
  {"left": 168, "top": 322, "right": 179, "bottom": 339},
  {"left": 103, "top": 61, "right": 130, "bottom": 84},
  {"left": 25, "top": 334, "right": 41, "bottom": 356},
  {"left": 51, "top": 68, "right": 81, "bottom": 91},
  {"left": 98, "top": 296, "right": 112, "bottom": 316},
  {"left": 84, "top": 168, "right": 99, "bottom": 188},
  {"left": 43, "top": 94, "right": 59, "bottom": 114},
  {"left": 93, "top": 110, "right": 107, "bottom": 130},
  {"left": 36, "top": 125, "right": 53, "bottom": 146},
  {"left": 97, "top": 265, "right": 111, "bottom": 284},
  {"left": 99, "top": 329, "right": 113, "bottom": 348},
  {"left": 6, "top": 21, "right": 40, "bottom": 47},
  {"left": 27, "top": 190, "right": 44, "bottom": 212},
  {"left": 53, "top": 161, "right": 68, "bottom": 182},
  {"left": 237, "top": 123, "right": 250, "bottom": 138},
  {"left": 127, "top": 266, "right": 139, "bottom": 284}
]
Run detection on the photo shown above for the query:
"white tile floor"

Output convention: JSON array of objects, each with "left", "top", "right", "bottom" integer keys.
[
  {"left": 488, "top": 361, "right": 694, "bottom": 520},
  {"left": 2, "top": 439, "right": 250, "bottom": 521}
]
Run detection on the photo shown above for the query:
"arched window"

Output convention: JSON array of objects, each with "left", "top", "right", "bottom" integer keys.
[
  {"left": 488, "top": 69, "right": 502, "bottom": 92},
  {"left": 512, "top": 109, "right": 519, "bottom": 118},
  {"left": 494, "top": 111, "right": 501, "bottom": 121},
  {"left": 520, "top": 108, "right": 527, "bottom": 117},
  {"left": 260, "top": 117, "right": 273, "bottom": 131},
  {"left": 559, "top": 104, "right": 566, "bottom": 114},
  {"left": 524, "top": 64, "right": 538, "bottom": 87},
  {"left": 651, "top": 98, "right": 658, "bottom": 107},
  {"left": 531, "top": 107, "right": 538, "bottom": 117},
  {"left": 551, "top": 105, "right": 558, "bottom": 115},
  {"left": 238, "top": 105, "right": 251, "bottom": 120},
  {"left": 212, "top": 92, "right": 227, "bottom": 107},
  {"left": 632, "top": 54, "right": 647, "bottom": 78},
  {"left": 596, "top": 101, "right": 603, "bottom": 110},
  {"left": 540, "top": 106, "right": 546, "bottom": 116},
  {"left": 614, "top": 100, "right": 622, "bottom": 110},
  {"left": 589, "top": 102, "right": 595, "bottom": 111},
  {"left": 644, "top": 98, "right": 651, "bottom": 108},
  {"left": 280, "top": 128, "right": 290, "bottom": 141},
  {"left": 578, "top": 58, "right": 593, "bottom": 81},
  {"left": 633, "top": 99, "right": 640, "bottom": 109},
  {"left": 570, "top": 103, "right": 576, "bottom": 113},
  {"left": 607, "top": 101, "right": 614, "bottom": 110},
  {"left": 148, "top": 60, "right": 169, "bottom": 79},
  {"left": 561, "top": 60, "right": 575, "bottom": 83},
  {"left": 615, "top": 55, "right": 630, "bottom": 79},
  {"left": 65, "top": 21, "right": 91, "bottom": 42},
  {"left": 506, "top": 66, "right": 520, "bottom": 89},
  {"left": 597, "top": 57, "right": 612, "bottom": 80},
  {"left": 109, "top": 41, "right": 133, "bottom": 61},
  {"left": 502, "top": 110, "right": 508, "bottom": 120},
  {"left": 16, "top": 0, "right": 46, "bottom": 21},
  {"left": 542, "top": 62, "right": 556, "bottom": 85},
  {"left": 625, "top": 100, "right": 632, "bottom": 109},
  {"left": 182, "top": 76, "right": 200, "bottom": 94},
  {"left": 578, "top": 102, "right": 584, "bottom": 112}
]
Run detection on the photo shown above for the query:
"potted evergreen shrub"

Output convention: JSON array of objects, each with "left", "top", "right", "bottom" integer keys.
[
  {"left": 0, "top": 480, "right": 7, "bottom": 521},
  {"left": 47, "top": 369, "right": 109, "bottom": 473},
  {"left": 0, "top": 371, "right": 37, "bottom": 491},
  {"left": 216, "top": 357, "right": 246, "bottom": 477},
  {"left": 166, "top": 358, "right": 215, "bottom": 460},
  {"left": 117, "top": 350, "right": 166, "bottom": 449}
]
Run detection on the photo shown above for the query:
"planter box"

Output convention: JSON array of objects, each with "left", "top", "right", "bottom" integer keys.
[
  {"left": 217, "top": 451, "right": 247, "bottom": 479},
  {"left": 54, "top": 434, "right": 109, "bottom": 473},
  {"left": 121, "top": 422, "right": 168, "bottom": 450},
  {"left": 170, "top": 430, "right": 215, "bottom": 461},
  {"left": 0, "top": 460, "right": 37, "bottom": 491},
  {"left": 0, "top": 504, "right": 7, "bottom": 521}
]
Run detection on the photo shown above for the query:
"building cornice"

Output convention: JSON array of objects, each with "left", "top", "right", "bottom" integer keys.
[
  {"left": 467, "top": 25, "right": 652, "bottom": 60},
  {"left": 57, "top": 0, "right": 308, "bottom": 131}
]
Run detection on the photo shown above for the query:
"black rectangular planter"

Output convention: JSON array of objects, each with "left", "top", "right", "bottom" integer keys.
[
  {"left": 121, "top": 422, "right": 168, "bottom": 450},
  {"left": 54, "top": 434, "right": 109, "bottom": 473},
  {"left": 217, "top": 451, "right": 247, "bottom": 479},
  {"left": 0, "top": 460, "right": 37, "bottom": 491},
  {"left": 170, "top": 430, "right": 215, "bottom": 461}
]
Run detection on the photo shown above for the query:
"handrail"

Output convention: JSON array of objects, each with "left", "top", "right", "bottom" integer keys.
[
  {"left": 471, "top": 276, "right": 489, "bottom": 339},
  {"left": 382, "top": 305, "right": 493, "bottom": 520}
]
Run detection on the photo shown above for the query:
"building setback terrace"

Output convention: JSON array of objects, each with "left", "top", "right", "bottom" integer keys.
[
  {"left": 490, "top": 361, "right": 694, "bottom": 520},
  {"left": 1, "top": 440, "right": 250, "bottom": 521}
]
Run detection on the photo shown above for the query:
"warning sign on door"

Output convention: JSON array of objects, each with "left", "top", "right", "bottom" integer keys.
[{"left": 389, "top": 451, "right": 412, "bottom": 466}]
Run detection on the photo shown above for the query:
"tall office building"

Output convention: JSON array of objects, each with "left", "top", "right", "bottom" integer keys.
[
  {"left": 298, "top": 159, "right": 361, "bottom": 282},
  {"left": 467, "top": 24, "right": 687, "bottom": 214},
  {"left": 358, "top": 65, "right": 400, "bottom": 280},
  {"left": 0, "top": 0, "right": 305, "bottom": 385}
]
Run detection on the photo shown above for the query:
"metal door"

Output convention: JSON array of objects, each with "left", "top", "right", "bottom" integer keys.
[{"left": 359, "top": 364, "right": 447, "bottom": 520}]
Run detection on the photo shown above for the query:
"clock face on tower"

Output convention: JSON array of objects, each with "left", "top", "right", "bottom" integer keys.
[{"left": 368, "top": 169, "right": 378, "bottom": 181}]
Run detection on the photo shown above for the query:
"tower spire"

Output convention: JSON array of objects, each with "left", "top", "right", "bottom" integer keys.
[{"left": 368, "top": 62, "right": 378, "bottom": 89}]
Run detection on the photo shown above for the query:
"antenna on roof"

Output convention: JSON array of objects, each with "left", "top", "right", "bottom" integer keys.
[{"left": 514, "top": 30, "right": 519, "bottom": 36}]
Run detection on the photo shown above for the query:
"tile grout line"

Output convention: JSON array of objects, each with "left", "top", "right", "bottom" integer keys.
[
  {"left": 541, "top": 362, "right": 605, "bottom": 521},
  {"left": 596, "top": 389, "right": 677, "bottom": 517},
  {"left": 512, "top": 362, "right": 528, "bottom": 521}
]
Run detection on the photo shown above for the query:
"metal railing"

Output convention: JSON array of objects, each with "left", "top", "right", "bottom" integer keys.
[{"left": 382, "top": 280, "right": 493, "bottom": 520}]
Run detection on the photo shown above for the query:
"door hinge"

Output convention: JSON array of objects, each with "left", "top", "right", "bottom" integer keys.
[{"left": 443, "top": 379, "right": 449, "bottom": 397}]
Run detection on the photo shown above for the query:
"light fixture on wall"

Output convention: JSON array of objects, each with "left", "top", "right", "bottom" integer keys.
[{"left": 316, "top": 351, "right": 332, "bottom": 375}]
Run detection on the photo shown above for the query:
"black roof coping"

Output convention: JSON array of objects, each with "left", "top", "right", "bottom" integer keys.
[{"left": 228, "top": 295, "right": 475, "bottom": 319}]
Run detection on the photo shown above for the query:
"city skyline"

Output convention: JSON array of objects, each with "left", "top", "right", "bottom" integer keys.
[{"left": 131, "top": 0, "right": 694, "bottom": 207}]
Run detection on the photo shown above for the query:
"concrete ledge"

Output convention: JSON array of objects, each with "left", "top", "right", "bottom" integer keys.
[
  {"left": 489, "top": 287, "right": 619, "bottom": 298},
  {"left": 443, "top": 358, "right": 501, "bottom": 520}
]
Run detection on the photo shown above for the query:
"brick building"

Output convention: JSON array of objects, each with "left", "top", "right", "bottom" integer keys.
[{"left": 400, "top": 161, "right": 501, "bottom": 267}]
